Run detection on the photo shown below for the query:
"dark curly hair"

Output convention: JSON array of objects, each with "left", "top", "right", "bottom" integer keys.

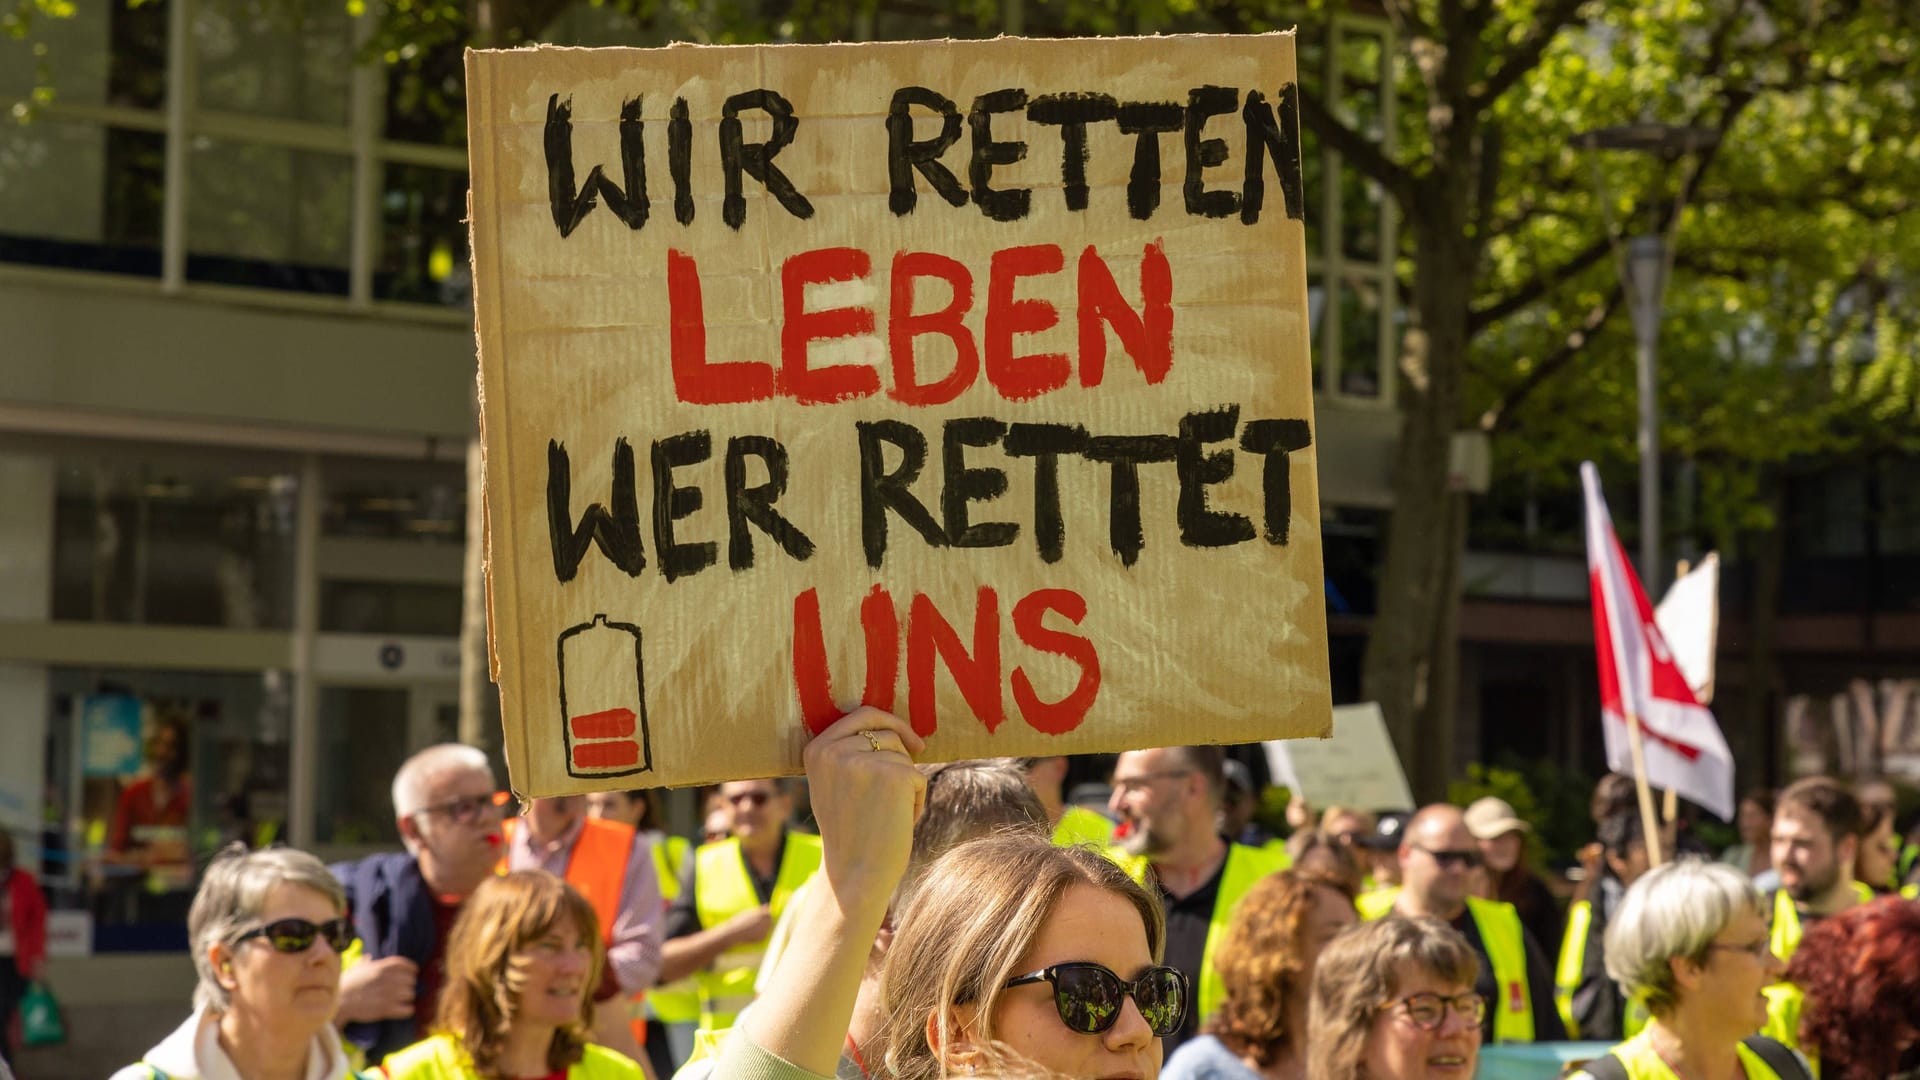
[
  {"left": 1787, "top": 896, "right": 1920, "bottom": 1080},
  {"left": 1203, "top": 870, "right": 1355, "bottom": 1067}
]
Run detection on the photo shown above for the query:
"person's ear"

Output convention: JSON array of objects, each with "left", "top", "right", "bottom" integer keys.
[
  {"left": 1838, "top": 833, "right": 1858, "bottom": 870},
  {"left": 1667, "top": 952, "right": 1705, "bottom": 996},
  {"left": 210, "top": 941, "right": 241, "bottom": 992},
  {"left": 926, "top": 1003, "right": 986, "bottom": 1073}
]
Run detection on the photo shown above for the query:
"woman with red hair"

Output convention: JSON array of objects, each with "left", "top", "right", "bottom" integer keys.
[{"left": 1780, "top": 896, "right": 1920, "bottom": 1079}]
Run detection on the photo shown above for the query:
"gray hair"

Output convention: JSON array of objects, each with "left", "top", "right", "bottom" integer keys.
[
  {"left": 1602, "top": 858, "right": 1763, "bottom": 1015},
  {"left": 391, "top": 743, "right": 492, "bottom": 833},
  {"left": 190, "top": 845, "right": 347, "bottom": 1013}
]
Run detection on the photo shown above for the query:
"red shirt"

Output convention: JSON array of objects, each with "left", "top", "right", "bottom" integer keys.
[
  {"left": 108, "top": 776, "right": 192, "bottom": 852},
  {"left": 415, "top": 895, "right": 463, "bottom": 1034}
]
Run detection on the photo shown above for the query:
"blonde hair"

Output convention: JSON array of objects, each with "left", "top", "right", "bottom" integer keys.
[
  {"left": 1307, "top": 916, "right": 1480, "bottom": 1079},
  {"left": 435, "top": 871, "right": 602, "bottom": 1078},
  {"left": 878, "top": 833, "right": 1163, "bottom": 1080}
]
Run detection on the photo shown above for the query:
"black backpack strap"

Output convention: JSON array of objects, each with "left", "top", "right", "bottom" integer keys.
[
  {"left": 1741, "top": 1035, "right": 1814, "bottom": 1080},
  {"left": 1570, "top": 1051, "right": 1629, "bottom": 1080}
]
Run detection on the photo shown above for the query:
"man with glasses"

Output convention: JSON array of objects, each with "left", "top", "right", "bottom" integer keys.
[
  {"left": 1106, "top": 746, "right": 1289, "bottom": 1057},
  {"left": 331, "top": 742, "right": 506, "bottom": 1063},
  {"left": 659, "top": 778, "right": 822, "bottom": 1042},
  {"left": 1356, "top": 803, "right": 1565, "bottom": 1044}
]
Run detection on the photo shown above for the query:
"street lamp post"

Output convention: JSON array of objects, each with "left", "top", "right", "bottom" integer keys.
[{"left": 1571, "top": 124, "right": 1718, "bottom": 595}]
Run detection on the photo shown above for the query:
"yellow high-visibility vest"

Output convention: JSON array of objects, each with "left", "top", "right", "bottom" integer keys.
[
  {"left": 1109, "top": 842, "right": 1289, "bottom": 1022},
  {"left": 647, "top": 834, "right": 700, "bottom": 1025},
  {"left": 1053, "top": 806, "right": 1117, "bottom": 848},
  {"left": 379, "top": 1033, "right": 642, "bottom": 1080},
  {"left": 691, "top": 832, "right": 822, "bottom": 1032},
  {"left": 1768, "top": 882, "right": 1873, "bottom": 963}
]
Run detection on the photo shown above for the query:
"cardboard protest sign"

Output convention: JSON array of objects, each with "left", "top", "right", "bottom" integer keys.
[
  {"left": 467, "top": 34, "right": 1330, "bottom": 794},
  {"left": 1263, "top": 703, "right": 1412, "bottom": 812}
]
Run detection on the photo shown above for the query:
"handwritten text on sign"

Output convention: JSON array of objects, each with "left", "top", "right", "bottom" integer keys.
[{"left": 468, "top": 35, "right": 1332, "bottom": 794}]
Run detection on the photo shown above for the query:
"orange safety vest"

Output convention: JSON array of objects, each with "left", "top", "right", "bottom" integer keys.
[{"left": 498, "top": 816, "right": 636, "bottom": 944}]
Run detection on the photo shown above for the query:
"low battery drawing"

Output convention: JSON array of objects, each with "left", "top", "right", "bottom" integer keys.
[{"left": 556, "top": 614, "right": 654, "bottom": 780}]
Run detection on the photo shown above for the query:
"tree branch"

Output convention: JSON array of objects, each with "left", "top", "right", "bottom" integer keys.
[
  {"left": 1296, "top": 84, "right": 1417, "bottom": 211},
  {"left": 1478, "top": 284, "right": 1626, "bottom": 432},
  {"left": 1469, "top": 235, "right": 1612, "bottom": 333},
  {"left": 1470, "top": 0, "right": 1589, "bottom": 110}
]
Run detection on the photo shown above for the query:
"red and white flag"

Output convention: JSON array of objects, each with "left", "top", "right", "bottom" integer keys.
[{"left": 1581, "top": 462, "right": 1736, "bottom": 821}]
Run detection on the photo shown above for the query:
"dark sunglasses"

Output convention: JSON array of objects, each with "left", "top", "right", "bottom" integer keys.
[
  {"left": 235, "top": 916, "right": 356, "bottom": 954},
  {"left": 416, "top": 791, "right": 509, "bottom": 825},
  {"left": 1414, "top": 845, "right": 1483, "bottom": 870},
  {"left": 1003, "top": 962, "right": 1188, "bottom": 1037}
]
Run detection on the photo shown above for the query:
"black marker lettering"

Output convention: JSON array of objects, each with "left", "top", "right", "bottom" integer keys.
[
  {"left": 1083, "top": 434, "right": 1178, "bottom": 567},
  {"left": 1240, "top": 418, "right": 1313, "bottom": 545},
  {"left": 547, "top": 439, "right": 645, "bottom": 581},
  {"left": 942, "top": 418, "right": 1018, "bottom": 548},
  {"left": 544, "top": 94, "right": 648, "bottom": 237},
  {"left": 888, "top": 87, "right": 968, "bottom": 216},
  {"left": 669, "top": 96, "right": 695, "bottom": 225},
  {"left": 858, "top": 420, "right": 948, "bottom": 568},
  {"left": 1241, "top": 86, "right": 1305, "bottom": 224},
  {"left": 1028, "top": 92, "right": 1117, "bottom": 212},
  {"left": 1005, "top": 422, "right": 1090, "bottom": 564},
  {"left": 1116, "top": 102, "right": 1182, "bottom": 220},
  {"left": 1176, "top": 406, "right": 1255, "bottom": 547},
  {"left": 969, "top": 88, "right": 1031, "bottom": 222},
  {"left": 724, "top": 435, "right": 814, "bottom": 570},
  {"left": 1183, "top": 85, "right": 1239, "bottom": 219},
  {"left": 719, "top": 89, "right": 813, "bottom": 229},
  {"left": 651, "top": 432, "right": 717, "bottom": 582}
]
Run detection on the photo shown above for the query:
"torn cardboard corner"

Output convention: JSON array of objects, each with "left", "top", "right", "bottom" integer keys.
[{"left": 466, "top": 32, "right": 1331, "bottom": 795}]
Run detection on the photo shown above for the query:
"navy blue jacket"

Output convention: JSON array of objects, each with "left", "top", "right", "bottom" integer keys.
[{"left": 331, "top": 852, "right": 437, "bottom": 1064}]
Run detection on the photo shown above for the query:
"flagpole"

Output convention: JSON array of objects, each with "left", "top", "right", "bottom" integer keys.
[{"left": 1590, "top": 481, "right": 1668, "bottom": 868}]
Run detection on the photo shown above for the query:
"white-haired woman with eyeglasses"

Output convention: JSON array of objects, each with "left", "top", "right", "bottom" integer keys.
[
  {"left": 1564, "top": 860, "right": 1811, "bottom": 1080},
  {"left": 110, "top": 844, "right": 358, "bottom": 1080}
]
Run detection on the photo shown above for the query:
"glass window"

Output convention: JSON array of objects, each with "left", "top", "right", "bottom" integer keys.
[
  {"left": 0, "top": 2, "right": 167, "bottom": 111},
  {"left": 49, "top": 454, "right": 301, "bottom": 629},
  {"left": 322, "top": 458, "right": 467, "bottom": 544},
  {"left": 1338, "top": 274, "right": 1384, "bottom": 398},
  {"left": 194, "top": 0, "right": 356, "bottom": 126},
  {"left": 314, "top": 686, "right": 457, "bottom": 844},
  {"left": 187, "top": 139, "right": 354, "bottom": 295},
  {"left": 42, "top": 666, "right": 291, "bottom": 952},
  {"left": 320, "top": 581, "right": 463, "bottom": 636},
  {"left": 1340, "top": 167, "right": 1383, "bottom": 263},
  {"left": 377, "top": 162, "right": 471, "bottom": 308},
  {"left": 0, "top": 121, "right": 164, "bottom": 277}
]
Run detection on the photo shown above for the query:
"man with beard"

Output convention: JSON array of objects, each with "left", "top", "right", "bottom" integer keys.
[
  {"left": 1357, "top": 804, "right": 1566, "bottom": 1044},
  {"left": 1767, "top": 777, "right": 1872, "bottom": 963},
  {"left": 1106, "top": 746, "right": 1289, "bottom": 1056}
]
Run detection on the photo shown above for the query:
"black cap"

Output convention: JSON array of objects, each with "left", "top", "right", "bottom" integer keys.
[{"left": 1356, "top": 810, "right": 1411, "bottom": 851}]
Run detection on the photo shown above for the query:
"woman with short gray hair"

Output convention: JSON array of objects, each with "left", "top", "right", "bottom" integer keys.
[
  {"left": 1566, "top": 860, "right": 1811, "bottom": 1080},
  {"left": 110, "top": 844, "right": 358, "bottom": 1080}
]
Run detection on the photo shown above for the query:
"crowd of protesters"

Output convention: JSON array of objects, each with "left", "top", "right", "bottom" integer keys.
[{"left": 15, "top": 707, "right": 1905, "bottom": 1080}]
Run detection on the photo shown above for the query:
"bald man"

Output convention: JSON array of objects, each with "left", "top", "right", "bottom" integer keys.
[{"left": 1357, "top": 803, "right": 1566, "bottom": 1044}]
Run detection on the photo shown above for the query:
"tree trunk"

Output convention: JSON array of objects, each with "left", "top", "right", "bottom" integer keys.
[
  {"left": 1739, "top": 470, "right": 1786, "bottom": 787},
  {"left": 1362, "top": 208, "right": 1477, "bottom": 802}
]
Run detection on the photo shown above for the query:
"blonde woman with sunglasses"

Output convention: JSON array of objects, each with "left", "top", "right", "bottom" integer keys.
[{"left": 111, "top": 845, "right": 360, "bottom": 1080}]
